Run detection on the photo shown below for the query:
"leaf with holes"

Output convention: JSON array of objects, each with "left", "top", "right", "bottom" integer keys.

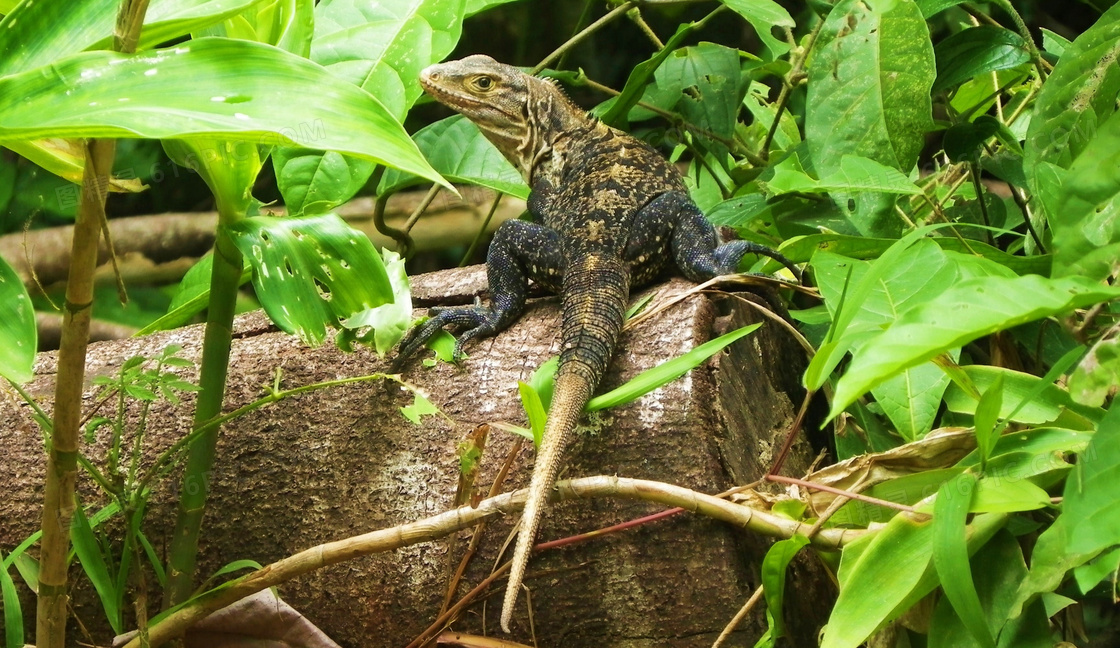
[
  {"left": 340, "top": 249, "right": 413, "bottom": 356},
  {"left": 228, "top": 214, "right": 394, "bottom": 346},
  {"left": 806, "top": 0, "right": 935, "bottom": 236}
]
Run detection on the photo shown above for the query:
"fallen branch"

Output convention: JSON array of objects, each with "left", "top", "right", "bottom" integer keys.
[{"left": 124, "top": 476, "right": 864, "bottom": 648}]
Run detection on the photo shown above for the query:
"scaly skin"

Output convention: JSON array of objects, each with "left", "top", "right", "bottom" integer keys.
[{"left": 392, "top": 55, "right": 798, "bottom": 633}]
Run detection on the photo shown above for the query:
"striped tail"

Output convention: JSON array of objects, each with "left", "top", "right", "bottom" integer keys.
[{"left": 501, "top": 252, "right": 628, "bottom": 633}]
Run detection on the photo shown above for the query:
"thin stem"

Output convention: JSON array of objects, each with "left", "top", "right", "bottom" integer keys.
[
  {"left": 531, "top": 1, "right": 637, "bottom": 75},
  {"left": 765, "top": 474, "right": 925, "bottom": 515},
  {"left": 627, "top": 7, "right": 664, "bottom": 49},
  {"left": 711, "top": 585, "right": 764, "bottom": 648},
  {"left": 459, "top": 193, "right": 505, "bottom": 267},
  {"left": 761, "top": 19, "right": 825, "bottom": 159}
]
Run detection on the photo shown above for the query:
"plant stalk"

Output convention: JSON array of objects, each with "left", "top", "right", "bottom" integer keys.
[{"left": 161, "top": 227, "right": 243, "bottom": 609}]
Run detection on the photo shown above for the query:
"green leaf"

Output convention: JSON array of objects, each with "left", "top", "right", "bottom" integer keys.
[
  {"left": 587, "top": 323, "right": 761, "bottom": 411},
  {"left": 1069, "top": 338, "right": 1120, "bottom": 407},
  {"left": 1040, "top": 28, "right": 1072, "bottom": 58},
  {"left": 933, "top": 26, "right": 1030, "bottom": 92},
  {"left": 340, "top": 249, "right": 413, "bottom": 356},
  {"left": 805, "top": 0, "right": 935, "bottom": 236},
  {"left": 0, "top": 550, "right": 22, "bottom": 648},
  {"left": 971, "top": 477, "right": 1051, "bottom": 513},
  {"left": 0, "top": 254, "right": 35, "bottom": 384},
  {"left": 767, "top": 155, "right": 922, "bottom": 196},
  {"left": 596, "top": 22, "right": 699, "bottom": 127},
  {"left": 274, "top": 0, "right": 466, "bottom": 213},
  {"left": 914, "top": 0, "right": 966, "bottom": 18},
  {"left": 943, "top": 117, "right": 1002, "bottom": 163},
  {"left": 0, "top": 0, "right": 265, "bottom": 78},
  {"left": 517, "top": 381, "right": 547, "bottom": 448},
  {"left": 400, "top": 392, "right": 440, "bottom": 424},
  {"left": 871, "top": 357, "right": 956, "bottom": 442},
  {"left": 1024, "top": 1, "right": 1120, "bottom": 273},
  {"left": 973, "top": 375, "right": 1004, "bottom": 467},
  {"left": 760, "top": 534, "right": 809, "bottom": 639},
  {"left": 933, "top": 473, "right": 994, "bottom": 648},
  {"left": 0, "top": 38, "right": 446, "bottom": 189},
  {"left": 1050, "top": 109, "right": 1120, "bottom": 280},
  {"left": 822, "top": 515, "right": 933, "bottom": 648},
  {"left": 718, "top": 0, "right": 794, "bottom": 59},
  {"left": 772, "top": 232, "right": 1051, "bottom": 276},
  {"left": 379, "top": 115, "right": 528, "bottom": 198},
  {"left": 1063, "top": 402, "right": 1120, "bottom": 556},
  {"left": 136, "top": 253, "right": 253, "bottom": 336},
  {"left": 1073, "top": 546, "right": 1120, "bottom": 593},
  {"left": 465, "top": 0, "right": 520, "bottom": 16},
  {"left": 943, "top": 365, "right": 1103, "bottom": 428},
  {"left": 530, "top": 356, "right": 559, "bottom": 412},
  {"left": 71, "top": 505, "right": 122, "bottom": 634},
  {"left": 227, "top": 214, "right": 394, "bottom": 346},
  {"left": 830, "top": 275, "right": 1120, "bottom": 418}
]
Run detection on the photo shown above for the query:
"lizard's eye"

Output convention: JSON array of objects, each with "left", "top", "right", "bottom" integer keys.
[{"left": 473, "top": 76, "right": 495, "bottom": 91}]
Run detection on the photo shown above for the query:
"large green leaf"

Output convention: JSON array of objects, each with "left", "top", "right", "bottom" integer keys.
[
  {"left": 1050, "top": 109, "right": 1120, "bottom": 280},
  {"left": 378, "top": 115, "right": 528, "bottom": 198},
  {"left": 805, "top": 0, "right": 935, "bottom": 236},
  {"left": 933, "top": 26, "right": 1030, "bottom": 92},
  {"left": 1063, "top": 403, "right": 1120, "bottom": 556},
  {"left": 766, "top": 154, "right": 922, "bottom": 197},
  {"left": 0, "top": 255, "right": 35, "bottom": 384},
  {"left": 227, "top": 214, "right": 394, "bottom": 346},
  {"left": 718, "top": 0, "right": 794, "bottom": 59},
  {"left": 0, "top": 38, "right": 445, "bottom": 188},
  {"left": 831, "top": 275, "right": 1120, "bottom": 417},
  {"left": 944, "top": 365, "right": 1104, "bottom": 427},
  {"left": 0, "top": 0, "right": 265, "bottom": 78},
  {"left": 1024, "top": 2, "right": 1120, "bottom": 273},
  {"left": 275, "top": 0, "right": 466, "bottom": 214},
  {"left": 823, "top": 515, "right": 934, "bottom": 648}
]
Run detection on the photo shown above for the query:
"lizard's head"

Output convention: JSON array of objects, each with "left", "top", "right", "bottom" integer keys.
[
  {"left": 421, "top": 55, "right": 586, "bottom": 180},
  {"left": 420, "top": 55, "right": 532, "bottom": 131}
]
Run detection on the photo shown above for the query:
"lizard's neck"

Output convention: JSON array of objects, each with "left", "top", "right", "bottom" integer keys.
[{"left": 481, "top": 80, "right": 603, "bottom": 187}]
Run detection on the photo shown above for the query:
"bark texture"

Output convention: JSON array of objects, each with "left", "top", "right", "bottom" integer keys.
[{"left": 0, "top": 268, "right": 831, "bottom": 647}]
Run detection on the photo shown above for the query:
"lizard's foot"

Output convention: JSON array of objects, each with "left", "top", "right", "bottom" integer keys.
[
  {"left": 715, "top": 240, "right": 802, "bottom": 282},
  {"left": 390, "top": 302, "right": 504, "bottom": 371}
]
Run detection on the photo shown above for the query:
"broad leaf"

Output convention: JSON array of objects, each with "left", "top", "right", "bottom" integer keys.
[
  {"left": 1069, "top": 338, "right": 1120, "bottom": 407},
  {"left": 1062, "top": 403, "right": 1120, "bottom": 556},
  {"left": 718, "top": 0, "right": 794, "bottom": 59},
  {"left": 933, "top": 26, "right": 1030, "bottom": 92},
  {"left": 227, "top": 214, "right": 394, "bottom": 346},
  {"left": 339, "top": 249, "right": 413, "bottom": 356},
  {"left": 944, "top": 365, "right": 1103, "bottom": 427},
  {"left": 0, "top": 255, "right": 35, "bottom": 384},
  {"left": 275, "top": 0, "right": 467, "bottom": 214},
  {"left": 1050, "top": 109, "right": 1120, "bottom": 280},
  {"left": 831, "top": 275, "right": 1120, "bottom": 417},
  {"left": 0, "top": 38, "right": 446, "bottom": 188},
  {"left": 767, "top": 155, "right": 922, "bottom": 196},
  {"left": 823, "top": 515, "right": 933, "bottom": 648},
  {"left": 805, "top": 0, "right": 935, "bottom": 236},
  {"left": 1024, "top": 1, "right": 1120, "bottom": 273},
  {"left": 378, "top": 115, "right": 528, "bottom": 198}
]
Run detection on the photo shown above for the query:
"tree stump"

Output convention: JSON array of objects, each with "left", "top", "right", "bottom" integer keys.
[{"left": 0, "top": 267, "right": 831, "bottom": 647}]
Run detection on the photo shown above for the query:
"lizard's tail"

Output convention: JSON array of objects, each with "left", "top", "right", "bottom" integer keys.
[{"left": 500, "top": 252, "right": 628, "bottom": 633}]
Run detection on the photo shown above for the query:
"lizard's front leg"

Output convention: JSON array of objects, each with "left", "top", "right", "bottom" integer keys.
[{"left": 393, "top": 219, "right": 563, "bottom": 368}]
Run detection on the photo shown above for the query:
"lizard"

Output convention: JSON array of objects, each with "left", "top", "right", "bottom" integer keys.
[{"left": 392, "top": 54, "right": 800, "bottom": 633}]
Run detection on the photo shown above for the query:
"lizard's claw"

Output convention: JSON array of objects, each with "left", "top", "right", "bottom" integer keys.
[
  {"left": 717, "top": 240, "right": 802, "bottom": 282},
  {"left": 390, "top": 303, "right": 503, "bottom": 371}
]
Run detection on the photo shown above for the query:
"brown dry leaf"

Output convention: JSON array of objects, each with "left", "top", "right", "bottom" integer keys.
[
  {"left": 804, "top": 428, "right": 975, "bottom": 514},
  {"left": 115, "top": 589, "right": 341, "bottom": 648}
]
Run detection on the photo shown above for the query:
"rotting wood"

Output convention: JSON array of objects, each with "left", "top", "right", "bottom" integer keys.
[{"left": 0, "top": 267, "right": 831, "bottom": 648}]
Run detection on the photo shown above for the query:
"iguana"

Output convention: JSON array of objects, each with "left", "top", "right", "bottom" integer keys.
[{"left": 393, "top": 55, "right": 798, "bottom": 633}]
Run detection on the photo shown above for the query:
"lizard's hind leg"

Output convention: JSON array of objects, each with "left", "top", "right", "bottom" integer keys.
[
  {"left": 392, "top": 220, "right": 563, "bottom": 368},
  {"left": 659, "top": 192, "right": 800, "bottom": 281}
]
